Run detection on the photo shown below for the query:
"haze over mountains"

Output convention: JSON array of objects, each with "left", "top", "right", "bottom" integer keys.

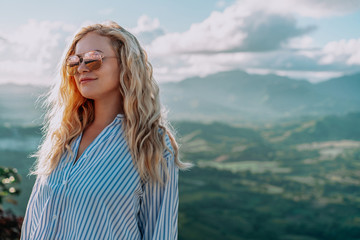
[
  {"left": 0, "top": 84, "right": 45, "bottom": 126},
  {"left": 161, "top": 70, "right": 360, "bottom": 123},
  {"left": 0, "top": 70, "right": 359, "bottom": 126}
]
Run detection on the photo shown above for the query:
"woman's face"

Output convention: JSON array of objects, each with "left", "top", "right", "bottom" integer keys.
[{"left": 73, "top": 32, "right": 121, "bottom": 101}]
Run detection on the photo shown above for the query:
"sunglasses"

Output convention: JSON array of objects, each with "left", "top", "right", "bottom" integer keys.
[{"left": 66, "top": 50, "right": 117, "bottom": 76}]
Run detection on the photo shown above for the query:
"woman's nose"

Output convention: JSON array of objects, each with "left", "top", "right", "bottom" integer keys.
[{"left": 77, "top": 61, "right": 89, "bottom": 73}]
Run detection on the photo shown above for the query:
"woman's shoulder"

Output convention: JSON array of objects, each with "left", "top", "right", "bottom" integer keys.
[{"left": 159, "top": 128, "right": 175, "bottom": 160}]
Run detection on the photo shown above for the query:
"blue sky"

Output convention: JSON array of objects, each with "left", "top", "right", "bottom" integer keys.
[
  {"left": 0, "top": 0, "right": 232, "bottom": 32},
  {"left": 0, "top": 0, "right": 359, "bottom": 85}
]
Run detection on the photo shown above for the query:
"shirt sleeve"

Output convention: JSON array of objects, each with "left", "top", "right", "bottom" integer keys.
[{"left": 138, "top": 154, "right": 179, "bottom": 240}]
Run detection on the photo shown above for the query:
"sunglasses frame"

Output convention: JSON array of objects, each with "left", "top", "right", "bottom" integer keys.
[{"left": 66, "top": 50, "right": 117, "bottom": 76}]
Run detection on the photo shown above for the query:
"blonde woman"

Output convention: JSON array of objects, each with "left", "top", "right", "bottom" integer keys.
[{"left": 21, "top": 21, "right": 189, "bottom": 240}]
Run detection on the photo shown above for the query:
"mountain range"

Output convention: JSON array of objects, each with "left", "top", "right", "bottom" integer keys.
[
  {"left": 160, "top": 70, "right": 360, "bottom": 124},
  {"left": 0, "top": 70, "right": 359, "bottom": 126}
]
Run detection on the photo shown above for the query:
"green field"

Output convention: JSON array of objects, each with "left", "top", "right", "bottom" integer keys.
[{"left": 1, "top": 112, "right": 360, "bottom": 239}]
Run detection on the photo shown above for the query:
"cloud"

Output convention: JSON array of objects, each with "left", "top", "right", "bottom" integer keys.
[
  {"left": 0, "top": 36, "right": 8, "bottom": 52},
  {"left": 151, "top": 52, "right": 253, "bottom": 82},
  {"left": 216, "top": 0, "right": 227, "bottom": 8},
  {"left": 150, "top": 47, "right": 357, "bottom": 83},
  {"left": 144, "top": 0, "right": 360, "bottom": 56},
  {"left": 0, "top": 19, "right": 76, "bottom": 85},
  {"left": 131, "top": 15, "right": 161, "bottom": 34},
  {"left": 0, "top": 36, "right": 7, "bottom": 43},
  {"left": 130, "top": 15, "right": 165, "bottom": 45},
  {"left": 145, "top": 0, "right": 360, "bottom": 83},
  {"left": 319, "top": 38, "right": 360, "bottom": 65},
  {"left": 245, "top": 68, "right": 344, "bottom": 83},
  {"left": 147, "top": 2, "right": 317, "bottom": 56},
  {"left": 239, "top": 13, "right": 316, "bottom": 52},
  {"left": 233, "top": 0, "right": 360, "bottom": 18},
  {"left": 283, "top": 36, "right": 315, "bottom": 50},
  {"left": 1, "top": 1, "right": 359, "bottom": 85}
]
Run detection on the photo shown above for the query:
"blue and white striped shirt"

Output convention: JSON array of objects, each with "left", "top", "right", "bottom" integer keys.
[{"left": 21, "top": 114, "right": 179, "bottom": 240}]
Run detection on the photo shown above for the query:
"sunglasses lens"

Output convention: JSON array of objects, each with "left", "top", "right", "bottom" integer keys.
[
  {"left": 66, "top": 51, "right": 103, "bottom": 76},
  {"left": 83, "top": 51, "right": 102, "bottom": 71},
  {"left": 66, "top": 56, "right": 79, "bottom": 76},
  {"left": 85, "top": 59, "right": 102, "bottom": 71}
]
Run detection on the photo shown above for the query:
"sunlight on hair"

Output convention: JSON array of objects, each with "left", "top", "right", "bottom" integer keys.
[{"left": 31, "top": 21, "right": 192, "bottom": 185}]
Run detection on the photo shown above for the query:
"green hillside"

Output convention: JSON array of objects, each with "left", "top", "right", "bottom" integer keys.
[
  {"left": 1, "top": 112, "right": 360, "bottom": 239},
  {"left": 261, "top": 111, "right": 360, "bottom": 144},
  {"left": 174, "top": 113, "right": 360, "bottom": 240}
]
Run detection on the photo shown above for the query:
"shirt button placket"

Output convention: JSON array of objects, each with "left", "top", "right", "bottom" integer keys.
[{"left": 51, "top": 184, "right": 67, "bottom": 239}]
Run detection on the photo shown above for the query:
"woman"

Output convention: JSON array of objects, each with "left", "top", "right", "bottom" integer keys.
[{"left": 21, "top": 21, "right": 190, "bottom": 240}]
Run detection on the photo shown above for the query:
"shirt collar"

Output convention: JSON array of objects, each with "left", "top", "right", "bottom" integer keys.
[{"left": 114, "top": 113, "right": 125, "bottom": 123}]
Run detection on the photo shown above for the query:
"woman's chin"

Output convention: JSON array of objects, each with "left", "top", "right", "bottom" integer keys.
[{"left": 79, "top": 89, "right": 97, "bottom": 100}]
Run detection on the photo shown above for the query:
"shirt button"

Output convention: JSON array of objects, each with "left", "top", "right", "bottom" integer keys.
[
  {"left": 53, "top": 215, "right": 57, "bottom": 221},
  {"left": 63, "top": 180, "right": 68, "bottom": 186}
]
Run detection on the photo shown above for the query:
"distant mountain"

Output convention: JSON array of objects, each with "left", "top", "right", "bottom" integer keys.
[
  {"left": 314, "top": 73, "right": 360, "bottom": 102},
  {"left": 0, "top": 70, "right": 359, "bottom": 126},
  {"left": 160, "top": 70, "right": 360, "bottom": 123}
]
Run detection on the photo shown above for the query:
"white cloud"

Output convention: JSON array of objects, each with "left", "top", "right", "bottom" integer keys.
[
  {"left": 147, "top": 0, "right": 320, "bottom": 56},
  {"left": 2, "top": 1, "right": 359, "bottom": 85},
  {"left": 0, "top": 19, "right": 76, "bottom": 85},
  {"left": 131, "top": 15, "right": 160, "bottom": 34},
  {"left": 0, "top": 59, "right": 48, "bottom": 75},
  {"left": 319, "top": 38, "right": 360, "bottom": 65},
  {"left": 245, "top": 68, "right": 344, "bottom": 83},
  {"left": 146, "top": 0, "right": 360, "bottom": 83},
  {"left": 152, "top": 52, "right": 254, "bottom": 82},
  {"left": 283, "top": 36, "right": 315, "bottom": 50},
  {"left": 216, "top": 0, "right": 226, "bottom": 8},
  {"left": 233, "top": 0, "right": 360, "bottom": 18},
  {"left": 145, "top": 0, "right": 360, "bottom": 56},
  {"left": 147, "top": 0, "right": 360, "bottom": 56},
  {"left": 130, "top": 15, "right": 165, "bottom": 45},
  {"left": 148, "top": 10, "right": 248, "bottom": 55}
]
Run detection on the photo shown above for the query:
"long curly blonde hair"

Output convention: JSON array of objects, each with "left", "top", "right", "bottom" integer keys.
[{"left": 31, "top": 21, "right": 190, "bottom": 184}]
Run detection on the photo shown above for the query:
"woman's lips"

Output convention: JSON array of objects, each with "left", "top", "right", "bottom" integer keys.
[{"left": 80, "top": 78, "right": 97, "bottom": 84}]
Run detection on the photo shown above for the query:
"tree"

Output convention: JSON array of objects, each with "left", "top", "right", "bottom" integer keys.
[{"left": 0, "top": 166, "right": 23, "bottom": 240}]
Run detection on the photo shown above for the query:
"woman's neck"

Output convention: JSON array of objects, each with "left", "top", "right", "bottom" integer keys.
[{"left": 91, "top": 95, "right": 124, "bottom": 128}]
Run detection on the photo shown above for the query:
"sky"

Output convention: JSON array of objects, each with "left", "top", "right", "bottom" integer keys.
[{"left": 0, "top": 0, "right": 359, "bottom": 85}]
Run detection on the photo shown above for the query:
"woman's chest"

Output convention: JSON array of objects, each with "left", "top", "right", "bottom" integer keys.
[{"left": 45, "top": 146, "right": 143, "bottom": 207}]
